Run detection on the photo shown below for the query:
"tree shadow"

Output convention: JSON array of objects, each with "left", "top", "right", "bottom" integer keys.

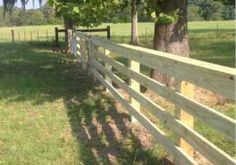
[{"left": 0, "top": 42, "right": 170, "bottom": 164}]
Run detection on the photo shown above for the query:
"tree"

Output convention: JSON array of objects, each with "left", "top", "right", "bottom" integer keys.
[
  {"left": 189, "top": 0, "right": 225, "bottom": 20},
  {"left": 188, "top": 5, "right": 204, "bottom": 21},
  {"left": 48, "top": 0, "right": 124, "bottom": 28},
  {"left": 130, "top": 0, "right": 139, "bottom": 45},
  {"left": 145, "top": 0, "right": 190, "bottom": 85},
  {"left": 223, "top": 5, "right": 235, "bottom": 20},
  {"left": 2, "top": 0, "right": 43, "bottom": 16}
]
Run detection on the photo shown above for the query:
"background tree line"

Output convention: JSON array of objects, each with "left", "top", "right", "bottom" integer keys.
[
  {"left": 0, "top": 0, "right": 234, "bottom": 27},
  {"left": 0, "top": 4, "right": 63, "bottom": 27},
  {"left": 188, "top": 0, "right": 235, "bottom": 21}
]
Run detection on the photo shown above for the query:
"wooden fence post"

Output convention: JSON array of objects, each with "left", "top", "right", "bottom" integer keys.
[
  {"left": 11, "top": 30, "right": 14, "bottom": 43},
  {"left": 129, "top": 60, "right": 140, "bottom": 123},
  {"left": 104, "top": 49, "right": 112, "bottom": 92},
  {"left": 175, "top": 81, "right": 194, "bottom": 158},
  {"left": 107, "top": 26, "right": 111, "bottom": 40},
  {"left": 76, "top": 35, "right": 87, "bottom": 69},
  {"left": 72, "top": 32, "right": 77, "bottom": 56},
  {"left": 68, "top": 30, "right": 72, "bottom": 53},
  {"left": 18, "top": 32, "right": 21, "bottom": 42},
  {"left": 65, "top": 29, "right": 69, "bottom": 48},
  {"left": 55, "top": 27, "right": 59, "bottom": 48},
  {"left": 81, "top": 40, "right": 87, "bottom": 70},
  {"left": 87, "top": 38, "right": 93, "bottom": 76},
  {"left": 145, "top": 28, "right": 148, "bottom": 44},
  {"left": 46, "top": 30, "right": 49, "bottom": 42},
  {"left": 30, "top": 31, "right": 33, "bottom": 43},
  {"left": 37, "top": 31, "right": 39, "bottom": 42},
  {"left": 24, "top": 31, "right": 26, "bottom": 42}
]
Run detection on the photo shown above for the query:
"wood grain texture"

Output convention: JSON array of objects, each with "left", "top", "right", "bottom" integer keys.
[
  {"left": 129, "top": 59, "right": 140, "bottom": 123},
  {"left": 93, "top": 47, "right": 235, "bottom": 140},
  {"left": 175, "top": 81, "right": 194, "bottom": 157},
  {"left": 90, "top": 36, "right": 236, "bottom": 100},
  {"left": 93, "top": 69, "right": 197, "bottom": 165},
  {"left": 93, "top": 59, "right": 235, "bottom": 165}
]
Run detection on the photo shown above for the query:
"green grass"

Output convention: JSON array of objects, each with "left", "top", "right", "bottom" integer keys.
[
  {"left": 0, "top": 43, "right": 169, "bottom": 164},
  {"left": 0, "top": 44, "right": 81, "bottom": 164},
  {"left": 0, "top": 21, "right": 234, "bottom": 67}
]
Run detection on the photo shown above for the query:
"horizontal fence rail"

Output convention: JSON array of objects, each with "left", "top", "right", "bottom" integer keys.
[
  {"left": 0, "top": 29, "right": 55, "bottom": 43},
  {"left": 69, "top": 31, "right": 236, "bottom": 165}
]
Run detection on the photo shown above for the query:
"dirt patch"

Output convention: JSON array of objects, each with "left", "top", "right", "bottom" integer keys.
[
  {"left": 131, "top": 124, "right": 154, "bottom": 149},
  {"left": 194, "top": 86, "right": 228, "bottom": 106}
]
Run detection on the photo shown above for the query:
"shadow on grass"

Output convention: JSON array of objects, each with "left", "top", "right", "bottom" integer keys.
[{"left": 0, "top": 42, "right": 169, "bottom": 164}]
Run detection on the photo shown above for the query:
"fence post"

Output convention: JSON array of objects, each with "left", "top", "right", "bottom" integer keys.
[
  {"left": 11, "top": 30, "right": 14, "bottom": 43},
  {"left": 175, "top": 81, "right": 194, "bottom": 158},
  {"left": 68, "top": 30, "right": 72, "bottom": 53},
  {"left": 37, "top": 31, "right": 39, "bottom": 42},
  {"left": 30, "top": 31, "right": 33, "bottom": 43},
  {"left": 87, "top": 40, "right": 91, "bottom": 73},
  {"left": 76, "top": 35, "right": 87, "bottom": 69},
  {"left": 129, "top": 60, "right": 140, "bottom": 123},
  {"left": 46, "top": 30, "right": 49, "bottom": 42},
  {"left": 55, "top": 27, "right": 59, "bottom": 48},
  {"left": 81, "top": 39, "right": 87, "bottom": 70},
  {"left": 104, "top": 49, "right": 112, "bottom": 92},
  {"left": 72, "top": 32, "right": 77, "bottom": 56},
  {"left": 18, "top": 32, "right": 20, "bottom": 42},
  {"left": 145, "top": 28, "right": 147, "bottom": 44},
  {"left": 65, "top": 29, "right": 69, "bottom": 48},
  {"left": 107, "top": 26, "right": 111, "bottom": 40},
  {"left": 24, "top": 31, "right": 26, "bottom": 42}
]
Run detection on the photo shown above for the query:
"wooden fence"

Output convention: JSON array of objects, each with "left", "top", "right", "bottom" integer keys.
[
  {"left": 69, "top": 31, "right": 236, "bottom": 165},
  {"left": 55, "top": 26, "right": 111, "bottom": 48},
  {"left": 0, "top": 29, "right": 55, "bottom": 43}
]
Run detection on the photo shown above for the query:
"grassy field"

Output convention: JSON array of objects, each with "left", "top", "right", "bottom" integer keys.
[
  {"left": 0, "top": 20, "right": 234, "bottom": 35},
  {"left": 0, "top": 43, "right": 170, "bottom": 164},
  {"left": 0, "top": 21, "right": 235, "bottom": 67},
  {"left": 0, "top": 21, "right": 235, "bottom": 164}
]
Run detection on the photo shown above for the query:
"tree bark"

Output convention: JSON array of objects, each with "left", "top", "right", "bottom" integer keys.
[
  {"left": 130, "top": 0, "right": 139, "bottom": 45},
  {"left": 63, "top": 16, "right": 74, "bottom": 44},
  {"left": 151, "top": 0, "right": 190, "bottom": 87}
]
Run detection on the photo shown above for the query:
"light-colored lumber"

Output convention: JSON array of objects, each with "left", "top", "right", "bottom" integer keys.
[
  {"left": 175, "top": 81, "right": 194, "bottom": 157},
  {"left": 75, "top": 31, "right": 88, "bottom": 40},
  {"left": 90, "top": 36, "right": 236, "bottom": 100},
  {"left": 68, "top": 30, "right": 73, "bottom": 53},
  {"left": 93, "top": 48, "right": 236, "bottom": 140},
  {"left": 104, "top": 49, "right": 112, "bottom": 93},
  {"left": 93, "top": 60, "right": 235, "bottom": 165},
  {"left": 129, "top": 59, "right": 140, "bottom": 123},
  {"left": 86, "top": 37, "right": 93, "bottom": 76},
  {"left": 80, "top": 39, "right": 87, "bottom": 70},
  {"left": 93, "top": 69, "right": 197, "bottom": 165}
]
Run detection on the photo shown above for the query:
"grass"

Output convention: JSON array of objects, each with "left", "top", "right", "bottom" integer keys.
[
  {"left": 0, "top": 21, "right": 235, "bottom": 164},
  {"left": 0, "top": 43, "right": 81, "bottom": 164},
  {"left": 0, "top": 43, "right": 169, "bottom": 164},
  {"left": 0, "top": 21, "right": 234, "bottom": 68}
]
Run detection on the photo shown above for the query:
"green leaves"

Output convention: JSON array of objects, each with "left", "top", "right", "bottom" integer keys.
[
  {"left": 155, "top": 11, "right": 179, "bottom": 25},
  {"left": 48, "top": 0, "right": 124, "bottom": 27},
  {"left": 72, "top": 7, "right": 79, "bottom": 14}
]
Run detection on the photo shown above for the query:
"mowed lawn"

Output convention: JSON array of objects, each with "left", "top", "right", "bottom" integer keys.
[
  {"left": 0, "top": 21, "right": 234, "bottom": 67},
  {"left": 0, "top": 43, "right": 168, "bottom": 164},
  {"left": 0, "top": 44, "right": 82, "bottom": 164}
]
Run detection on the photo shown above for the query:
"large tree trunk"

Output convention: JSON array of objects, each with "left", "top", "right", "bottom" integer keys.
[
  {"left": 63, "top": 16, "right": 74, "bottom": 44},
  {"left": 130, "top": 0, "right": 139, "bottom": 45},
  {"left": 151, "top": 0, "right": 189, "bottom": 87}
]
